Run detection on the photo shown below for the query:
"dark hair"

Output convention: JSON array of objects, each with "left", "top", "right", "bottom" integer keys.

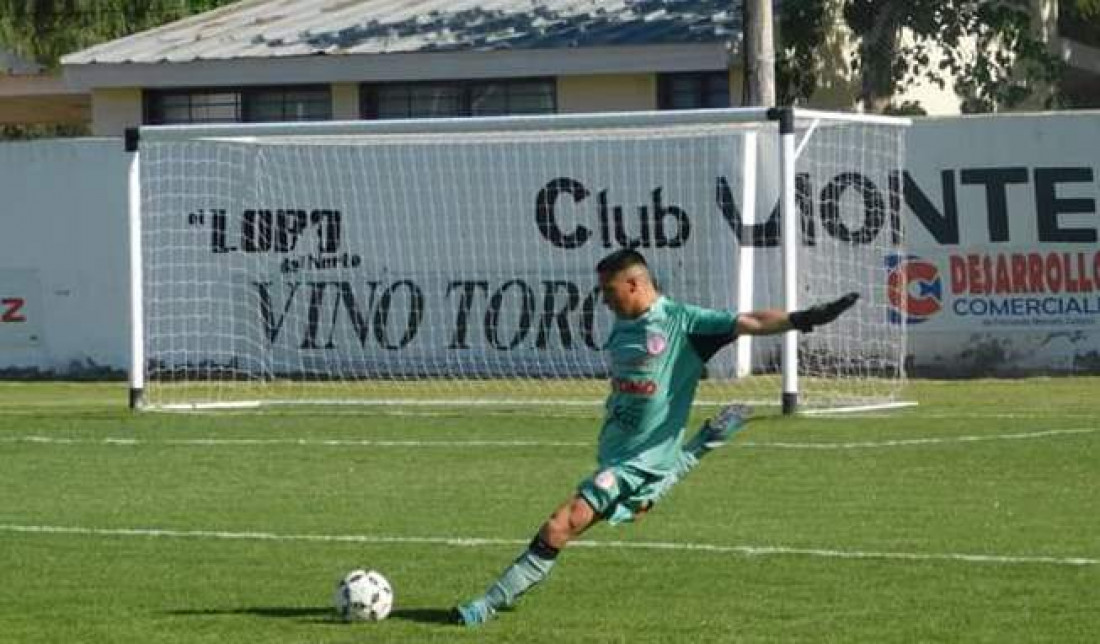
[{"left": 596, "top": 248, "right": 648, "bottom": 275}]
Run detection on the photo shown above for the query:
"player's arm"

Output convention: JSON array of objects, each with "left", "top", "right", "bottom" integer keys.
[
  {"left": 737, "top": 292, "right": 860, "bottom": 336},
  {"left": 735, "top": 308, "right": 792, "bottom": 335}
]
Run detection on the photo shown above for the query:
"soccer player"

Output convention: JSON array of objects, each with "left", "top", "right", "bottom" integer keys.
[{"left": 453, "top": 248, "right": 859, "bottom": 626}]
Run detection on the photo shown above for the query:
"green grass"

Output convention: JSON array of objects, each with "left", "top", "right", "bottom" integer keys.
[{"left": 1, "top": 379, "right": 1097, "bottom": 643}]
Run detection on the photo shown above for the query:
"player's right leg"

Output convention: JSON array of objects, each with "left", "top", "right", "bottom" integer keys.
[
  {"left": 682, "top": 404, "right": 752, "bottom": 459},
  {"left": 453, "top": 493, "right": 599, "bottom": 627}
]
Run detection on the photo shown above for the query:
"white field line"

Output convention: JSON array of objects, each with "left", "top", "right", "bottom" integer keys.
[
  {"left": 2, "top": 408, "right": 1095, "bottom": 422},
  {"left": 0, "top": 427, "right": 1096, "bottom": 450},
  {"left": 0, "top": 523, "right": 1094, "bottom": 568},
  {"left": 804, "top": 412, "right": 1100, "bottom": 421},
  {"left": 0, "top": 407, "right": 603, "bottom": 419},
  {"left": 0, "top": 436, "right": 592, "bottom": 448},
  {"left": 739, "top": 427, "right": 1100, "bottom": 450}
]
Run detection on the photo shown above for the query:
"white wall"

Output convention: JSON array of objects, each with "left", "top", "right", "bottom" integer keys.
[
  {"left": 0, "top": 111, "right": 1098, "bottom": 377},
  {"left": 0, "top": 138, "right": 129, "bottom": 374},
  {"left": 901, "top": 111, "right": 1100, "bottom": 375}
]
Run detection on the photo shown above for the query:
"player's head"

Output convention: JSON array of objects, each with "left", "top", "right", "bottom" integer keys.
[{"left": 596, "top": 248, "right": 658, "bottom": 318}]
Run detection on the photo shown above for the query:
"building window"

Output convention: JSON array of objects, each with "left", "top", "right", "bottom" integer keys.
[
  {"left": 147, "top": 90, "right": 240, "bottom": 124},
  {"left": 657, "top": 71, "right": 731, "bottom": 110},
  {"left": 361, "top": 78, "right": 556, "bottom": 119},
  {"left": 145, "top": 86, "right": 332, "bottom": 125}
]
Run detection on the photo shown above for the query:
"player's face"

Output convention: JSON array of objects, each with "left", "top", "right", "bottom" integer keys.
[{"left": 599, "top": 270, "right": 635, "bottom": 318}]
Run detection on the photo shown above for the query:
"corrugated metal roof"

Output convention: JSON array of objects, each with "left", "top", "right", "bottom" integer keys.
[{"left": 62, "top": 0, "right": 740, "bottom": 66}]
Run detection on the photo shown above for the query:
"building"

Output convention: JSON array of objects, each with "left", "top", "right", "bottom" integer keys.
[
  {"left": 57, "top": 0, "right": 1100, "bottom": 135},
  {"left": 0, "top": 48, "right": 89, "bottom": 128},
  {"left": 61, "top": 0, "right": 745, "bottom": 136}
]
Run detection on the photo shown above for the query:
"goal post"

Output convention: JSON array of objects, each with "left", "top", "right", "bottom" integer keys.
[{"left": 126, "top": 107, "right": 911, "bottom": 412}]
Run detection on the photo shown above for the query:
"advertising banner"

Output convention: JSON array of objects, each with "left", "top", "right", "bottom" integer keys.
[
  {"left": 136, "top": 125, "right": 899, "bottom": 381},
  {"left": 897, "top": 113, "right": 1100, "bottom": 374},
  {"left": 141, "top": 132, "right": 752, "bottom": 378},
  {"left": 0, "top": 269, "right": 43, "bottom": 349},
  {"left": 0, "top": 112, "right": 1096, "bottom": 377}
]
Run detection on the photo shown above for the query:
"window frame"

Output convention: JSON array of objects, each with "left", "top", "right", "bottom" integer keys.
[
  {"left": 144, "top": 85, "right": 333, "bottom": 125},
  {"left": 360, "top": 77, "right": 557, "bottom": 120},
  {"left": 656, "top": 71, "right": 733, "bottom": 110}
]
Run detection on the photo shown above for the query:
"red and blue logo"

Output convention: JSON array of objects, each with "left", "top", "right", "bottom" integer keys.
[{"left": 886, "top": 254, "right": 942, "bottom": 324}]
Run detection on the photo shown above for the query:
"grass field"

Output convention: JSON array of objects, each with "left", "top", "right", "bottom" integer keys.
[{"left": 1, "top": 379, "right": 1097, "bottom": 643}]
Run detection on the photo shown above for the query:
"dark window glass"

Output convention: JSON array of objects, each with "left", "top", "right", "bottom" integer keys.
[
  {"left": 146, "top": 90, "right": 240, "bottom": 124},
  {"left": 244, "top": 86, "right": 331, "bottom": 122},
  {"left": 362, "top": 78, "right": 555, "bottom": 119},
  {"left": 657, "top": 72, "right": 731, "bottom": 110},
  {"left": 145, "top": 86, "right": 331, "bottom": 125},
  {"left": 408, "top": 84, "right": 463, "bottom": 118}
]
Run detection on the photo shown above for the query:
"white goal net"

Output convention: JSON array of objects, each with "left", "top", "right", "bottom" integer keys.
[{"left": 128, "top": 108, "right": 910, "bottom": 411}]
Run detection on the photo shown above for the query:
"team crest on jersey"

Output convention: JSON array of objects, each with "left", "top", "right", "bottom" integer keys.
[
  {"left": 595, "top": 469, "right": 617, "bottom": 491},
  {"left": 646, "top": 332, "right": 668, "bottom": 356}
]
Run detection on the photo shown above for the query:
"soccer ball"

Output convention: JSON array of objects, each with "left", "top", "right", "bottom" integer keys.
[{"left": 334, "top": 569, "right": 394, "bottom": 622}]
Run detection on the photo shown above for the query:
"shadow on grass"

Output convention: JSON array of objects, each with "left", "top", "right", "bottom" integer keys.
[
  {"left": 390, "top": 608, "right": 456, "bottom": 625},
  {"left": 168, "top": 607, "right": 336, "bottom": 625},
  {"left": 168, "top": 606, "right": 455, "bottom": 625}
]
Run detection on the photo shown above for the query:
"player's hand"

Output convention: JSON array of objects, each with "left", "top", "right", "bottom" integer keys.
[{"left": 788, "top": 292, "right": 859, "bottom": 332}]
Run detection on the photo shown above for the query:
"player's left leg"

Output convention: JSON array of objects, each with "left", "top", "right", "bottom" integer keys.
[
  {"left": 682, "top": 403, "right": 751, "bottom": 459},
  {"left": 641, "top": 405, "right": 753, "bottom": 508}
]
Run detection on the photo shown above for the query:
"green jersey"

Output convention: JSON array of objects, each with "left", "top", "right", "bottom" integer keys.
[{"left": 598, "top": 295, "right": 737, "bottom": 473}]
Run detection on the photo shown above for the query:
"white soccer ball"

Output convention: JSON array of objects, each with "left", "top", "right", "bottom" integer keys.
[{"left": 334, "top": 569, "right": 394, "bottom": 622}]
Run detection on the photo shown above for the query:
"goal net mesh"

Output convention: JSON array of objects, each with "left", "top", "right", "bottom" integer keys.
[{"left": 135, "top": 111, "right": 907, "bottom": 410}]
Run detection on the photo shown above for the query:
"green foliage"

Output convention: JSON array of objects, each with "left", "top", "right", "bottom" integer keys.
[
  {"left": 0, "top": 0, "right": 239, "bottom": 68},
  {"left": 1074, "top": 0, "right": 1100, "bottom": 16},
  {"left": 1061, "top": 0, "right": 1100, "bottom": 48},
  {"left": 777, "top": 0, "right": 1066, "bottom": 113},
  {"left": 0, "top": 1, "right": 237, "bottom": 138},
  {"left": 776, "top": 0, "right": 828, "bottom": 106},
  {"left": 882, "top": 100, "right": 927, "bottom": 116}
]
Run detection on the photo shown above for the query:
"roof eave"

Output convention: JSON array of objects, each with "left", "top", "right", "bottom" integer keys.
[{"left": 63, "top": 43, "right": 734, "bottom": 90}]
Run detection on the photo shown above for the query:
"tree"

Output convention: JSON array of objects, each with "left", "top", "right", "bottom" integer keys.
[
  {"left": 742, "top": 0, "right": 777, "bottom": 106},
  {"left": 0, "top": 1, "right": 236, "bottom": 137},
  {"left": 776, "top": 0, "right": 829, "bottom": 107},
  {"left": 0, "top": 0, "right": 237, "bottom": 68},
  {"left": 778, "top": 0, "right": 1069, "bottom": 113},
  {"left": 1060, "top": 0, "right": 1100, "bottom": 48}
]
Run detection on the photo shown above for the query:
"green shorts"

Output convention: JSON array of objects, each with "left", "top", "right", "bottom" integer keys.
[{"left": 577, "top": 462, "right": 670, "bottom": 525}]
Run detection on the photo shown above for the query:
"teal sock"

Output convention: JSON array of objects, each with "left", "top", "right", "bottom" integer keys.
[
  {"left": 674, "top": 448, "right": 701, "bottom": 476},
  {"left": 649, "top": 449, "right": 700, "bottom": 503},
  {"left": 483, "top": 535, "right": 559, "bottom": 610}
]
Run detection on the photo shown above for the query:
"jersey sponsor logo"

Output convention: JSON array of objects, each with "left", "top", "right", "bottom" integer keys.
[
  {"left": 886, "top": 254, "right": 943, "bottom": 324},
  {"left": 612, "top": 377, "right": 657, "bottom": 396},
  {"left": 646, "top": 332, "right": 667, "bottom": 356}
]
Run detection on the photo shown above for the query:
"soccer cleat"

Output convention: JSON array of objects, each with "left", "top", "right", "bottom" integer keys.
[
  {"left": 452, "top": 598, "right": 496, "bottom": 627},
  {"left": 684, "top": 404, "right": 751, "bottom": 456}
]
